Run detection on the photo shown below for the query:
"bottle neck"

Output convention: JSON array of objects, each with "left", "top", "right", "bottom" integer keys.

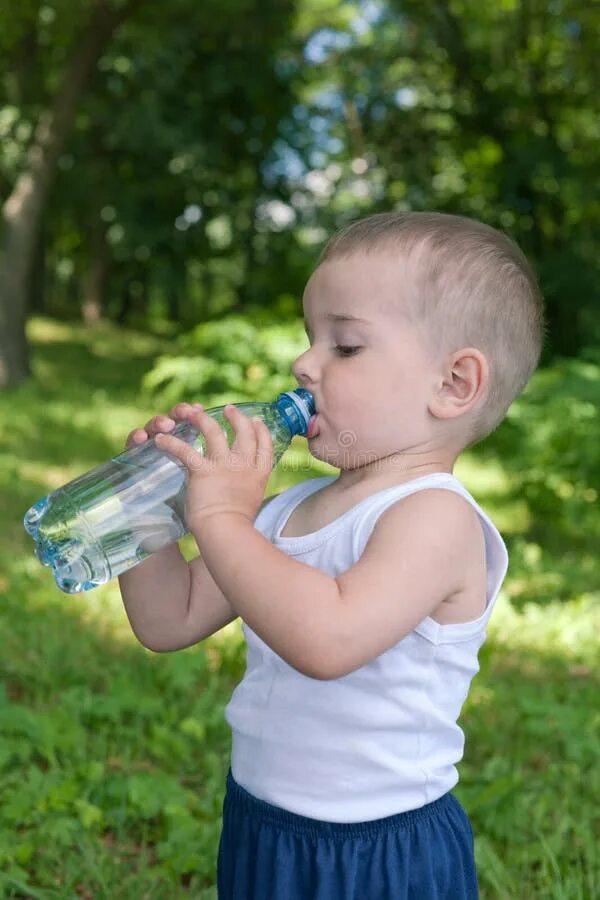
[{"left": 275, "top": 390, "right": 314, "bottom": 437}]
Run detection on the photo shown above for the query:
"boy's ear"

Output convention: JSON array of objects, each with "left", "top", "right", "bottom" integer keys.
[{"left": 428, "top": 348, "right": 489, "bottom": 420}]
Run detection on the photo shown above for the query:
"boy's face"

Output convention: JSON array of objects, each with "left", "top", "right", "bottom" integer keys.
[{"left": 292, "top": 251, "right": 444, "bottom": 471}]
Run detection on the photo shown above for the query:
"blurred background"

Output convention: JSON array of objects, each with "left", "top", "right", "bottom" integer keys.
[{"left": 0, "top": 0, "right": 598, "bottom": 897}]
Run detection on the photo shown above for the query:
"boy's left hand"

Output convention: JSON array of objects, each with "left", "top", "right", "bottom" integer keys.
[{"left": 154, "top": 404, "right": 273, "bottom": 534}]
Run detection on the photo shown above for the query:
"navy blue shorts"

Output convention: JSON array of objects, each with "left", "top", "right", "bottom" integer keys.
[{"left": 217, "top": 771, "right": 478, "bottom": 899}]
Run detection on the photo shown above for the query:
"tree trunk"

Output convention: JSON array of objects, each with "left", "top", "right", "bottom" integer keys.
[
  {"left": 117, "top": 279, "right": 134, "bottom": 325},
  {"left": 0, "top": 1, "right": 136, "bottom": 388},
  {"left": 82, "top": 219, "right": 109, "bottom": 324},
  {"left": 28, "top": 222, "right": 47, "bottom": 315}
]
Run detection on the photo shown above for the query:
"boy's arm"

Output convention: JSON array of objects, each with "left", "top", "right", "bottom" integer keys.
[
  {"left": 154, "top": 404, "right": 483, "bottom": 679},
  {"left": 197, "top": 488, "right": 483, "bottom": 679},
  {"left": 118, "top": 544, "right": 233, "bottom": 652},
  {"left": 119, "top": 495, "right": 278, "bottom": 651}
]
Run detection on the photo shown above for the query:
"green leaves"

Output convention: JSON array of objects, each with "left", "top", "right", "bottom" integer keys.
[
  {"left": 143, "top": 313, "right": 307, "bottom": 406},
  {"left": 0, "top": 315, "right": 599, "bottom": 895},
  {"left": 478, "top": 358, "right": 600, "bottom": 608}
]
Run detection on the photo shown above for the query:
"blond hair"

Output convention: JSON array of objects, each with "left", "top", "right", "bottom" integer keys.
[{"left": 320, "top": 211, "right": 545, "bottom": 444}]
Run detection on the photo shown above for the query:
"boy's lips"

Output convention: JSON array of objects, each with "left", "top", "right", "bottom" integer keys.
[{"left": 306, "top": 414, "right": 320, "bottom": 439}]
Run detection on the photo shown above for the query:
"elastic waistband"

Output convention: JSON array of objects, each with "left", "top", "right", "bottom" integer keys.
[{"left": 225, "top": 771, "right": 457, "bottom": 841}]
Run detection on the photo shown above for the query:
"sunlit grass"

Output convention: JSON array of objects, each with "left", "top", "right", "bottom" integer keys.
[
  {"left": 489, "top": 593, "right": 600, "bottom": 661},
  {"left": 1, "top": 317, "right": 598, "bottom": 897}
]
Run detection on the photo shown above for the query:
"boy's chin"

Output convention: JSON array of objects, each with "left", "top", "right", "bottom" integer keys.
[{"left": 308, "top": 445, "right": 358, "bottom": 470}]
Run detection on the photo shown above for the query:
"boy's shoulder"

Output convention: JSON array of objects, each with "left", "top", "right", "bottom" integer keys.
[{"left": 373, "top": 485, "right": 485, "bottom": 553}]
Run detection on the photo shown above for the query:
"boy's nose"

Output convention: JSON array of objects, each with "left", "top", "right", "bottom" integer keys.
[{"left": 292, "top": 347, "right": 319, "bottom": 387}]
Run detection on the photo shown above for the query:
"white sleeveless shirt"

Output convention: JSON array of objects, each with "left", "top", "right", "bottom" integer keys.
[{"left": 225, "top": 472, "right": 508, "bottom": 822}]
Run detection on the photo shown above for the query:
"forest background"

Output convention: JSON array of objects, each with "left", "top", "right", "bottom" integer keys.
[{"left": 0, "top": 0, "right": 598, "bottom": 897}]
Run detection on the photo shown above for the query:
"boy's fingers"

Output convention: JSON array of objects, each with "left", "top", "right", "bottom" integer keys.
[
  {"left": 254, "top": 417, "right": 273, "bottom": 471},
  {"left": 146, "top": 414, "right": 175, "bottom": 435},
  {"left": 227, "top": 405, "right": 255, "bottom": 457},
  {"left": 155, "top": 433, "right": 203, "bottom": 471},
  {"left": 126, "top": 404, "right": 198, "bottom": 451},
  {"left": 170, "top": 402, "right": 203, "bottom": 420},
  {"left": 187, "top": 408, "right": 228, "bottom": 458},
  {"left": 125, "top": 428, "right": 148, "bottom": 449}
]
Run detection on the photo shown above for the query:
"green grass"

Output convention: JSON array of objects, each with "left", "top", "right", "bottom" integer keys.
[{"left": 0, "top": 317, "right": 598, "bottom": 898}]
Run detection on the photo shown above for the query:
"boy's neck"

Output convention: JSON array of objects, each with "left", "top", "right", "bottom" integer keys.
[{"left": 332, "top": 451, "right": 456, "bottom": 494}]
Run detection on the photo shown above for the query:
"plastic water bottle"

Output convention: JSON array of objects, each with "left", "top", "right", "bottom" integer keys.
[{"left": 24, "top": 388, "right": 315, "bottom": 594}]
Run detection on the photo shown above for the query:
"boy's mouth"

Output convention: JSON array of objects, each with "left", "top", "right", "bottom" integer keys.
[{"left": 306, "top": 414, "right": 320, "bottom": 439}]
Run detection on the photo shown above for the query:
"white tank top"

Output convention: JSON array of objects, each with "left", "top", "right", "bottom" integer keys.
[{"left": 225, "top": 472, "right": 508, "bottom": 822}]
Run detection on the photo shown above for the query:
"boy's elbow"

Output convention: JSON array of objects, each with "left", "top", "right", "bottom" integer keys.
[
  {"left": 141, "top": 638, "right": 174, "bottom": 654},
  {"left": 288, "top": 604, "right": 360, "bottom": 680},
  {"left": 130, "top": 627, "right": 185, "bottom": 654},
  {"left": 290, "top": 641, "right": 355, "bottom": 681},
  {"left": 291, "top": 659, "right": 337, "bottom": 681},
  {"left": 296, "top": 658, "right": 354, "bottom": 681},
  {"left": 132, "top": 631, "right": 168, "bottom": 653}
]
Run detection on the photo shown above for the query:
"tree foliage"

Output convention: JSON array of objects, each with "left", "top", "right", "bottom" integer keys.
[{"left": 0, "top": 0, "right": 598, "bottom": 387}]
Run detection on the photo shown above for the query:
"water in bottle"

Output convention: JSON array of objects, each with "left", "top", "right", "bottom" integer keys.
[{"left": 24, "top": 388, "right": 315, "bottom": 594}]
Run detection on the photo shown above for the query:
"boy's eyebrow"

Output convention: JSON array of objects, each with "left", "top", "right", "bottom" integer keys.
[{"left": 304, "top": 313, "right": 372, "bottom": 331}]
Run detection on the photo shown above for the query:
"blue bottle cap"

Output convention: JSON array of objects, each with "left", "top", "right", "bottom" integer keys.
[{"left": 275, "top": 389, "right": 316, "bottom": 436}]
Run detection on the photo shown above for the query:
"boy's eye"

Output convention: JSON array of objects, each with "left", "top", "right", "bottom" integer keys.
[{"left": 334, "top": 345, "right": 361, "bottom": 357}]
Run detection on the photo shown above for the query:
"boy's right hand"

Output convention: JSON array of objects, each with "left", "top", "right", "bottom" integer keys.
[{"left": 124, "top": 402, "right": 204, "bottom": 450}]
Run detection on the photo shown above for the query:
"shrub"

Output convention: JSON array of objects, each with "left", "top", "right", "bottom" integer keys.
[{"left": 143, "top": 314, "right": 307, "bottom": 407}]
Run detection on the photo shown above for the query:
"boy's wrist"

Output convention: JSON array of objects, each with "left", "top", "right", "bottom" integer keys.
[{"left": 191, "top": 508, "right": 255, "bottom": 542}]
